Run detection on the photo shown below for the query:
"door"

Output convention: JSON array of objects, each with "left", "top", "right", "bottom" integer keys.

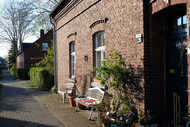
[{"left": 165, "top": 14, "right": 188, "bottom": 125}]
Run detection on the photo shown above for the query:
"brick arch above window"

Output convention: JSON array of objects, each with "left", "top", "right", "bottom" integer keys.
[
  {"left": 89, "top": 18, "right": 109, "bottom": 29},
  {"left": 90, "top": 18, "right": 108, "bottom": 37},
  {"left": 67, "top": 32, "right": 77, "bottom": 43}
]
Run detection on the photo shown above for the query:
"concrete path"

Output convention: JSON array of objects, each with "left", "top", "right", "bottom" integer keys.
[{"left": 0, "top": 69, "right": 64, "bottom": 127}]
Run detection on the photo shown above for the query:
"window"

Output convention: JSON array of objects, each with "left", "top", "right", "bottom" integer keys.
[
  {"left": 177, "top": 15, "right": 187, "bottom": 26},
  {"left": 69, "top": 42, "right": 75, "bottom": 78},
  {"left": 93, "top": 31, "right": 105, "bottom": 69},
  {"left": 42, "top": 43, "right": 48, "bottom": 51}
]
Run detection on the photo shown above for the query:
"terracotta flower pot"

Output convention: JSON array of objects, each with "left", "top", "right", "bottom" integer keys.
[{"left": 68, "top": 96, "right": 76, "bottom": 107}]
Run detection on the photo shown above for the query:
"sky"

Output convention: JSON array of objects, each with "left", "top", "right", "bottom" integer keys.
[
  {"left": 0, "top": 0, "right": 38, "bottom": 58},
  {"left": 0, "top": 0, "right": 8, "bottom": 58}
]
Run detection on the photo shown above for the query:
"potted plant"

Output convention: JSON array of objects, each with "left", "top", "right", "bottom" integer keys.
[
  {"left": 96, "top": 92, "right": 112, "bottom": 127},
  {"left": 93, "top": 49, "right": 141, "bottom": 127}
]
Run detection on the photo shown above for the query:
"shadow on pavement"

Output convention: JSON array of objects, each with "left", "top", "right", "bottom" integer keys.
[
  {"left": 0, "top": 84, "right": 47, "bottom": 112},
  {"left": 0, "top": 117, "right": 57, "bottom": 127}
]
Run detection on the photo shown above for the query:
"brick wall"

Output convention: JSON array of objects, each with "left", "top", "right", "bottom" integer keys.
[
  {"left": 55, "top": 0, "right": 144, "bottom": 111},
  {"left": 17, "top": 30, "right": 53, "bottom": 69},
  {"left": 16, "top": 53, "right": 24, "bottom": 69},
  {"left": 53, "top": 0, "right": 190, "bottom": 124},
  {"left": 152, "top": 0, "right": 186, "bottom": 14}
]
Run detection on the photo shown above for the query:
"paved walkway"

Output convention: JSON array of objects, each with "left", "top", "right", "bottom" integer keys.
[
  {"left": 0, "top": 69, "right": 64, "bottom": 127},
  {"left": 0, "top": 69, "right": 98, "bottom": 127}
]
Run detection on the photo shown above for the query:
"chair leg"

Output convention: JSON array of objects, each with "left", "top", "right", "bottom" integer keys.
[
  {"left": 75, "top": 102, "right": 80, "bottom": 112},
  {"left": 62, "top": 93, "right": 65, "bottom": 103},
  {"left": 88, "top": 107, "right": 94, "bottom": 120}
]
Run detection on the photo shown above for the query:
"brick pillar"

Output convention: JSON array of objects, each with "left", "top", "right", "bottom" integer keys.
[{"left": 143, "top": 0, "right": 152, "bottom": 115}]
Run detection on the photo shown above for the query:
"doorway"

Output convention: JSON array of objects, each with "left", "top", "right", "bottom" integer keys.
[{"left": 151, "top": 4, "right": 188, "bottom": 125}]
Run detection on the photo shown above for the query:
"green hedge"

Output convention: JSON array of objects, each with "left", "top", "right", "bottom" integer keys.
[
  {"left": 29, "top": 67, "right": 54, "bottom": 90},
  {"left": 0, "top": 68, "right": 2, "bottom": 80},
  {"left": 8, "top": 64, "right": 29, "bottom": 80},
  {"left": 9, "top": 64, "right": 17, "bottom": 79},
  {"left": 17, "top": 69, "right": 29, "bottom": 80}
]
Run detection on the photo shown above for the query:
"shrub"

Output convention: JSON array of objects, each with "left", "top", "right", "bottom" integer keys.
[
  {"left": 0, "top": 69, "right": 3, "bottom": 80},
  {"left": 29, "top": 67, "right": 54, "bottom": 90},
  {"left": 0, "top": 68, "right": 2, "bottom": 80},
  {"left": 93, "top": 49, "right": 143, "bottom": 124},
  {"left": 17, "top": 69, "right": 29, "bottom": 80},
  {"left": 50, "top": 86, "right": 57, "bottom": 93},
  {"left": 34, "top": 43, "right": 54, "bottom": 75},
  {"left": 9, "top": 64, "right": 18, "bottom": 79}
]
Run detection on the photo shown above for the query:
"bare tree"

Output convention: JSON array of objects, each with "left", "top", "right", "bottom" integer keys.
[
  {"left": 31, "top": 0, "right": 61, "bottom": 35},
  {"left": 0, "top": 0, "right": 35, "bottom": 63}
]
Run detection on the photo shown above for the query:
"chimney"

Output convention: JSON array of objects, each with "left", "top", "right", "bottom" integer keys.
[{"left": 40, "top": 29, "right": 44, "bottom": 37}]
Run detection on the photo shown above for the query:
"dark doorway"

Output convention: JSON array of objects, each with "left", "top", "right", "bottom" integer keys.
[{"left": 151, "top": 4, "right": 188, "bottom": 126}]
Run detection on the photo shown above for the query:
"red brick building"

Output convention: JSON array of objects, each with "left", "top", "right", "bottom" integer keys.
[
  {"left": 50, "top": 0, "right": 190, "bottom": 125},
  {"left": 16, "top": 30, "right": 53, "bottom": 69}
]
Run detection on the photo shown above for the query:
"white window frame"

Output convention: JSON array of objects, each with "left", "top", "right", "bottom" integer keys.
[
  {"left": 70, "top": 42, "right": 75, "bottom": 79},
  {"left": 42, "top": 42, "right": 48, "bottom": 51},
  {"left": 94, "top": 32, "right": 105, "bottom": 69}
]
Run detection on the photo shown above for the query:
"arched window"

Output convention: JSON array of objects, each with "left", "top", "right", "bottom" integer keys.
[
  {"left": 69, "top": 41, "right": 75, "bottom": 78},
  {"left": 93, "top": 31, "right": 105, "bottom": 68}
]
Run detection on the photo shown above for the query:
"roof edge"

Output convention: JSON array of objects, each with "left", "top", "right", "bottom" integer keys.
[
  {"left": 50, "top": 0, "right": 72, "bottom": 18},
  {"left": 50, "top": 0, "right": 82, "bottom": 19}
]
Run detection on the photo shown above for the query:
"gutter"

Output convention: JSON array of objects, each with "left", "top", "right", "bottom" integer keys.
[{"left": 50, "top": 17, "right": 57, "bottom": 89}]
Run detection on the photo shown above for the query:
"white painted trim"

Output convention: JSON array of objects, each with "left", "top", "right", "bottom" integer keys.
[{"left": 95, "top": 46, "right": 105, "bottom": 51}]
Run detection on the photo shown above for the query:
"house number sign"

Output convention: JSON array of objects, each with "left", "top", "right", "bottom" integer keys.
[{"left": 136, "top": 34, "right": 143, "bottom": 43}]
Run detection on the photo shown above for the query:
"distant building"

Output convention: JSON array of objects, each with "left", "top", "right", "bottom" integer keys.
[
  {"left": 16, "top": 30, "right": 53, "bottom": 69},
  {"left": 0, "top": 57, "right": 7, "bottom": 68}
]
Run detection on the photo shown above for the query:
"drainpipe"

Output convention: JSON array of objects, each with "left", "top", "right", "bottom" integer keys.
[{"left": 50, "top": 17, "right": 57, "bottom": 89}]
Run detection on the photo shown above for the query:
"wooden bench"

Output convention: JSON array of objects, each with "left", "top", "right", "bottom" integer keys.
[{"left": 74, "top": 87, "right": 104, "bottom": 120}]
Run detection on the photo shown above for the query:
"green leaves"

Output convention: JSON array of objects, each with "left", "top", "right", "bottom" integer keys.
[
  {"left": 94, "top": 49, "right": 143, "bottom": 118},
  {"left": 95, "top": 49, "right": 127, "bottom": 90},
  {"left": 34, "top": 42, "right": 54, "bottom": 75}
]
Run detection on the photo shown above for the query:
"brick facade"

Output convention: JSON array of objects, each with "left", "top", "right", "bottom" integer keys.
[
  {"left": 16, "top": 30, "right": 53, "bottom": 69},
  {"left": 51, "top": 0, "right": 190, "bottom": 125},
  {"left": 52, "top": 0, "right": 144, "bottom": 110}
]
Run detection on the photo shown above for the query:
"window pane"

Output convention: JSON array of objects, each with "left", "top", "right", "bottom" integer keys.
[
  {"left": 70, "top": 42, "right": 75, "bottom": 53},
  {"left": 94, "top": 32, "right": 105, "bottom": 48},
  {"left": 183, "top": 15, "right": 187, "bottom": 25},
  {"left": 42, "top": 43, "right": 48, "bottom": 51},
  {"left": 96, "top": 51, "right": 101, "bottom": 68},
  {"left": 97, "top": 33, "right": 101, "bottom": 47},
  {"left": 101, "top": 32, "right": 105, "bottom": 46},
  {"left": 95, "top": 36, "right": 99, "bottom": 49},
  {"left": 70, "top": 41, "right": 75, "bottom": 77},
  {"left": 71, "top": 55, "right": 75, "bottom": 76},
  {"left": 177, "top": 17, "right": 182, "bottom": 26}
]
